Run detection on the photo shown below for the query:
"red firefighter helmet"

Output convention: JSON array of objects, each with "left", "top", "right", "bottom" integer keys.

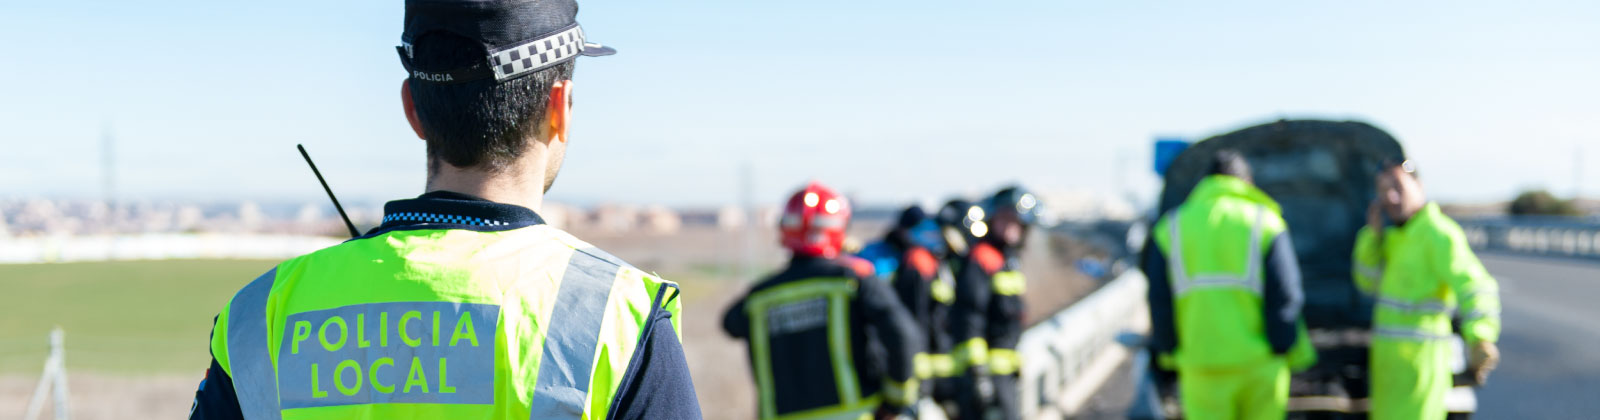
[{"left": 780, "top": 181, "right": 851, "bottom": 258}]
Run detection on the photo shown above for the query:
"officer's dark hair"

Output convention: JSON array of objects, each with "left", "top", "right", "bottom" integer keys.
[
  {"left": 1211, "top": 149, "right": 1252, "bottom": 180},
  {"left": 407, "top": 32, "right": 575, "bottom": 173}
]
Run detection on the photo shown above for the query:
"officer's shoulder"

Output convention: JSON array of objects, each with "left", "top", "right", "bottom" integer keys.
[
  {"left": 1262, "top": 209, "right": 1290, "bottom": 233},
  {"left": 1420, "top": 213, "right": 1470, "bottom": 244},
  {"left": 545, "top": 226, "right": 675, "bottom": 284},
  {"left": 546, "top": 227, "right": 628, "bottom": 265}
]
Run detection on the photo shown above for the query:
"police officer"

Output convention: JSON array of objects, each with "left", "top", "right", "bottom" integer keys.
[
  {"left": 188, "top": 1, "right": 703, "bottom": 418},
  {"left": 1353, "top": 160, "right": 1501, "bottom": 420},
  {"left": 1144, "top": 151, "right": 1314, "bottom": 420},
  {"left": 723, "top": 182, "right": 924, "bottom": 420},
  {"left": 950, "top": 186, "right": 1043, "bottom": 420},
  {"left": 857, "top": 206, "right": 950, "bottom": 407}
]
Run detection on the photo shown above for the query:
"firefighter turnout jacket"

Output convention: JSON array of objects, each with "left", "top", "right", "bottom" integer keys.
[
  {"left": 723, "top": 255, "right": 924, "bottom": 420},
  {"left": 949, "top": 241, "right": 1026, "bottom": 377},
  {"left": 858, "top": 238, "right": 948, "bottom": 382}
]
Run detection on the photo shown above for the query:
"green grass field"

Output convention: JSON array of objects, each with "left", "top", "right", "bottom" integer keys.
[
  {"left": 0, "top": 259, "right": 738, "bottom": 376},
  {"left": 0, "top": 259, "right": 278, "bottom": 375}
]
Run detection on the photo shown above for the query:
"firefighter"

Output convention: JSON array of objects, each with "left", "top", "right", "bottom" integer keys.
[
  {"left": 858, "top": 206, "right": 953, "bottom": 410},
  {"left": 1354, "top": 160, "right": 1501, "bottom": 420},
  {"left": 927, "top": 199, "right": 985, "bottom": 411},
  {"left": 723, "top": 182, "right": 924, "bottom": 420},
  {"left": 187, "top": 1, "right": 702, "bottom": 418},
  {"left": 950, "top": 186, "right": 1044, "bottom": 420},
  {"left": 1144, "top": 150, "right": 1316, "bottom": 420}
]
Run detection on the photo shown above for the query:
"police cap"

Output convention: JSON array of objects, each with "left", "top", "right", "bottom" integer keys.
[{"left": 398, "top": 0, "right": 615, "bottom": 84}]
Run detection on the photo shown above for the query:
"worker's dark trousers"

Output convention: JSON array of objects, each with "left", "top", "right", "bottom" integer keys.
[
  {"left": 954, "top": 373, "right": 986, "bottom": 420},
  {"left": 932, "top": 377, "right": 958, "bottom": 406},
  {"left": 954, "top": 373, "right": 1021, "bottom": 420},
  {"left": 990, "top": 374, "right": 1020, "bottom": 420}
]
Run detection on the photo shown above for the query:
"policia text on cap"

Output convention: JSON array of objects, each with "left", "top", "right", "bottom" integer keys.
[{"left": 186, "top": 1, "right": 703, "bottom": 419}]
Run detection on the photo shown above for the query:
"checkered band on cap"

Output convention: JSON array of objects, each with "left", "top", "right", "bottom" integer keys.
[{"left": 489, "top": 24, "right": 585, "bottom": 82}]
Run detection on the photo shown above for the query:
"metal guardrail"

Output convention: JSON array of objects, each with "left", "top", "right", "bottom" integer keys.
[
  {"left": 1018, "top": 269, "right": 1149, "bottom": 419},
  {"left": 1458, "top": 217, "right": 1600, "bottom": 259}
]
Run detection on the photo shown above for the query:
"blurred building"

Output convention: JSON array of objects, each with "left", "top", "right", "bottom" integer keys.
[
  {"left": 639, "top": 206, "right": 682, "bottom": 234},
  {"left": 1038, "top": 189, "right": 1139, "bottom": 222},
  {"left": 591, "top": 204, "right": 639, "bottom": 233},
  {"left": 715, "top": 206, "right": 745, "bottom": 230}
]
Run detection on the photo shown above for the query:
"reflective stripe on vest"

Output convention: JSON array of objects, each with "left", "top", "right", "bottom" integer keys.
[
  {"left": 1374, "top": 297, "right": 1454, "bottom": 316},
  {"left": 745, "top": 278, "right": 862, "bottom": 420},
  {"left": 988, "top": 348, "right": 1022, "bottom": 376},
  {"left": 1373, "top": 326, "right": 1453, "bottom": 341},
  {"left": 880, "top": 377, "right": 919, "bottom": 407},
  {"left": 924, "top": 353, "right": 958, "bottom": 378},
  {"left": 528, "top": 251, "right": 622, "bottom": 419},
  {"left": 951, "top": 337, "right": 988, "bottom": 371},
  {"left": 1166, "top": 205, "right": 1267, "bottom": 297},
  {"left": 1463, "top": 308, "right": 1499, "bottom": 322},
  {"left": 911, "top": 353, "right": 934, "bottom": 380},
  {"left": 930, "top": 267, "right": 956, "bottom": 305},
  {"left": 1356, "top": 262, "right": 1385, "bottom": 289},
  {"left": 228, "top": 268, "right": 282, "bottom": 420},
  {"left": 991, "top": 271, "right": 1026, "bottom": 296}
]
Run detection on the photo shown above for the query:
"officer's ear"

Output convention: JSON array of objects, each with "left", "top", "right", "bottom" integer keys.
[
  {"left": 401, "top": 80, "right": 426, "bottom": 140},
  {"left": 546, "top": 80, "right": 573, "bottom": 144}
]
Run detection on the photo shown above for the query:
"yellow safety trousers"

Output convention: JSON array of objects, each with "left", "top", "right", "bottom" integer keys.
[{"left": 1177, "top": 358, "right": 1289, "bottom": 420}]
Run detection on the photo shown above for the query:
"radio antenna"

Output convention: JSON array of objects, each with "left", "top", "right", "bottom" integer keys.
[{"left": 297, "top": 144, "right": 361, "bottom": 238}]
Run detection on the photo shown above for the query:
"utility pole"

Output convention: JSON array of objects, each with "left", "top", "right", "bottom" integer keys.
[
  {"left": 1576, "top": 145, "right": 1585, "bottom": 201},
  {"left": 102, "top": 123, "right": 116, "bottom": 230},
  {"left": 739, "top": 162, "right": 754, "bottom": 283}
]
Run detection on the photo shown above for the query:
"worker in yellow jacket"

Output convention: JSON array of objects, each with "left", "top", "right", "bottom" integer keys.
[
  {"left": 1145, "top": 151, "right": 1316, "bottom": 420},
  {"left": 1353, "top": 160, "right": 1501, "bottom": 420}
]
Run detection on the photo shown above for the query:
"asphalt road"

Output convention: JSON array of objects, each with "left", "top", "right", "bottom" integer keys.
[
  {"left": 1077, "top": 252, "right": 1600, "bottom": 419},
  {"left": 1474, "top": 252, "right": 1600, "bottom": 418}
]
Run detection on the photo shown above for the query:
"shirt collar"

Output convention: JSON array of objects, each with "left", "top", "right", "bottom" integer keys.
[
  {"left": 375, "top": 190, "right": 545, "bottom": 231},
  {"left": 1392, "top": 202, "right": 1442, "bottom": 232}
]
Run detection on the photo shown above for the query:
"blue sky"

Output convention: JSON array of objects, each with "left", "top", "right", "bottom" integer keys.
[{"left": 3, "top": 0, "right": 1597, "bottom": 207}]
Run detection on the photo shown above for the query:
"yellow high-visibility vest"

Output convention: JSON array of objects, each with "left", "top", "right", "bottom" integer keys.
[
  {"left": 209, "top": 225, "right": 682, "bottom": 419},
  {"left": 1153, "top": 175, "right": 1315, "bottom": 370}
]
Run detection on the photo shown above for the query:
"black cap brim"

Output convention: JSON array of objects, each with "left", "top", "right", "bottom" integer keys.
[{"left": 579, "top": 42, "right": 615, "bottom": 57}]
